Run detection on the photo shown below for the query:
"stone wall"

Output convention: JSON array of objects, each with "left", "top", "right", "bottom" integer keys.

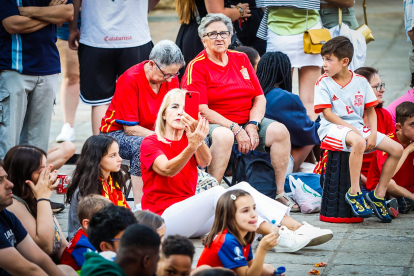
[{"left": 154, "top": 0, "right": 176, "bottom": 10}]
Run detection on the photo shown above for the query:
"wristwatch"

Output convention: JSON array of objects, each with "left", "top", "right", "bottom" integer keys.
[{"left": 246, "top": 121, "right": 260, "bottom": 131}]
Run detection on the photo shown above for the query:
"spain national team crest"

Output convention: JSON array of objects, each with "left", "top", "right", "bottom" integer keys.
[
  {"left": 240, "top": 67, "right": 250, "bottom": 80},
  {"left": 354, "top": 94, "right": 363, "bottom": 107}
]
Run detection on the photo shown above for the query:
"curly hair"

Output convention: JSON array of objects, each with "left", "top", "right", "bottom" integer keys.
[
  {"left": 88, "top": 204, "right": 137, "bottom": 252},
  {"left": 162, "top": 235, "right": 195, "bottom": 261}
]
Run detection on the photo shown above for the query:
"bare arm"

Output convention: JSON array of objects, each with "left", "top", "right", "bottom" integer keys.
[
  {"left": 0, "top": 246, "right": 48, "bottom": 276},
  {"left": 322, "top": 108, "right": 360, "bottom": 134},
  {"left": 205, "top": 0, "right": 251, "bottom": 21},
  {"left": 7, "top": 200, "right": 56, "bottom": 255},
  {"left": 18, "top": 4, "right": 74, "bottom": 25},
  {"left": 194, "top": 142, "right": 211, "bottom": 168},
  {"left": 1, "top": 15, "right": 49, "bottom": 34},
  {"left": 366, "top": 107, "right": 377, "bottom": 136},
  {"left": 124, "top": 125, "right": 155, "bottom": 137},
  {"left": 17, "top": 234, "right": 66, "bottom": 276},
  {"left": 148, "top": 0, "right": 160, "bottom": 11},
  {"left": 249, "top": 95, "right": 266, "bottom": 122},
  {"left": 321, "top": 0, "right": 353, "bottom": 9},
  {"left": 68, "top": 0, "right": 81, "bottom": 50},
  {"left": 152, "top": 147, "right": 197, "bottom": 177}
]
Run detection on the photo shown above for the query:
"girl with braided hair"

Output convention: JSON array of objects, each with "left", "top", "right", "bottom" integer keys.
[{"left": 256, "top": 52, "right": 320, "bottom": 172}]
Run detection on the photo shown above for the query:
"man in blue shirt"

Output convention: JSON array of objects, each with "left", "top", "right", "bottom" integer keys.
[
  {"left": 0, "top": 0, "right": 74, "bottom": 159},
  {"left": 0, "top": 160, "right": 76, "bottom": 275}
]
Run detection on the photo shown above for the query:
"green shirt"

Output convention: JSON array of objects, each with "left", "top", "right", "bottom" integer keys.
[
  {"left": 267, "top": 7, "right": 320, "bottom": 36},
  {"left": 81, "top": 252, "right": 126, "bottom": 276}
]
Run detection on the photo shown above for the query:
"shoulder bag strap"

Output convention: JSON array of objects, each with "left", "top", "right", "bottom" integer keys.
[{"left": 362, "top": 0, "right": 368, "bottom": 26}]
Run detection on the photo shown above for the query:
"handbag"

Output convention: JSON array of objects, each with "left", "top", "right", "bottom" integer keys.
[
  {"left": 303, "top": 10, "right": 331, "bottom": 54},
  {"left": 339, "top": 0, "right": 374, "bottom": 44}
]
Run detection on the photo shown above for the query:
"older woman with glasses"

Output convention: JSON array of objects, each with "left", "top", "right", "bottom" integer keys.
[
  {"left": 181, "top": 14, "right": 299, "bottom": 211},
  {"left": 100, "top": 40, "right": 185, "bottom": 207}
]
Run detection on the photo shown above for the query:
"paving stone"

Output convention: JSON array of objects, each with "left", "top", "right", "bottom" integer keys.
[
  {"left": 326, "top": 265, "right": 406, "bottom": 276},
  {"left": 333, "top": 252, "right": 412, "bottom": 267}
]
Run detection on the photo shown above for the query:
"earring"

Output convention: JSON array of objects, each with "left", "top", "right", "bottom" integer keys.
[{"left": 163, "top": 117, "right": 166, "bottom": 120}]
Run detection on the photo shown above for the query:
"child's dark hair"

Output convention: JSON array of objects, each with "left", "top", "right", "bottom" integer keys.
[
  {"left": 88, "top": 204, "right": 137, "bottom": 252},
  {"left": 134, "top": 210, "right": 164, "bottom": 232},
  {"left": 78, "top": 195, "right": 112, "bottom": 224},
  {"left": 66, "top": 135, "right": 126, "bottom": 204},
  {"left": 321, "top": 36, "right": 354, "bottom": 65},
  {"left": 205, "top": 190, "right": 255, "bottom": 248},
  {"left": 396, "top": 101, "right": 414, "bottom": 125},
  {"left": 234, "top": 46, "right": 260, "bottom": 69},
  {"left": 411, "top": 73, "right": 414, "bottom": 88},
  {"left": 161, "top": 235, "right": 195, "bottom": 261},
  {"left": 119, "top": 223, "right": 160, "bottom": 252},
  {"left": 3, "top": 145, "right": 47, "bottom": 217},
  {"left": 256, "top": 51, "right": 292, "bottom": 94}
]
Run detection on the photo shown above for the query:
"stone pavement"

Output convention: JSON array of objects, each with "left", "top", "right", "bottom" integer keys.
[{"left": 49, "top": 1, "right": 414, "bottom": 275}]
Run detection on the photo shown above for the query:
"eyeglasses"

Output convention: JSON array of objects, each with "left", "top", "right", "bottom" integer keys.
[
  {"left": 203, "top": 31, "right": 231, "bottom": 40},
  {"left": 372, "top": 83, "right": 385, "bottom": 91},
  {"left": 153, "top": 61, "right": 180, "bottom": 79}
]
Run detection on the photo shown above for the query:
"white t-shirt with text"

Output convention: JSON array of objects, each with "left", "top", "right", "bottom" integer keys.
[{"left": 80, "top": 0, "right": 151, "bottom": 48}]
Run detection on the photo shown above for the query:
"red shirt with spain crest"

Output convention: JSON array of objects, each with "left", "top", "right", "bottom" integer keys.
[
  {"left": 181, "top": 49, "right": 264, "bottom": 125},
  {"left": 314, "top": 70, "right": 378, "bottom": 140}
]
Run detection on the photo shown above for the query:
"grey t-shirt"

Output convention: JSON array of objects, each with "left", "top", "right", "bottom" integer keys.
[{"left": 68, "top": 188, "right": 81, "bottom": 240}]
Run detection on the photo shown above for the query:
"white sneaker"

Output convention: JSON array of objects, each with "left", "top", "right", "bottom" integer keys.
[
  {"left": 131, "top": 203, "right": 142, "bottom": 213},
  {"left": 274, "top": 226, "right": 312, "bottom": 253},
  {"left": 294, "top": 221, "right": 333, "bottom": 247},
  {"left": 56, "top": 123, "right": 75, "bottom": 142}
]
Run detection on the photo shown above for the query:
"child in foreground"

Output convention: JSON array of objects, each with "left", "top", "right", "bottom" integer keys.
[
  {"left": 66, "top": 135, "right": 130, "bottom": 239},
  {"left": 314, "top": 36, "right": 403, "bottom": 222},
  {"left": 197, "top": 190, "right": 283, "bottom": 276},
  {"left": 60, "top": 195, "right": 112, "bottom": 271},
  {"left": 366, "top": 102, "right": 414, "bottom": 213}
]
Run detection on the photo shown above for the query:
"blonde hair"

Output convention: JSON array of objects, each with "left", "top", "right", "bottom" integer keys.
[
  {"left": 155, "top": 88, "right": 186, "bottom": 143},
  {"left": 175, "top": 0, "right": 196, "bottom": 25},
  {"left": 77, "top": 195, "right": 112, "bottom": 224}
]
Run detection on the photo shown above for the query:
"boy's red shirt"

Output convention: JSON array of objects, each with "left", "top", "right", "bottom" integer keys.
[{"left": 366, "top": 130, "right": 414, "bottom": 192}]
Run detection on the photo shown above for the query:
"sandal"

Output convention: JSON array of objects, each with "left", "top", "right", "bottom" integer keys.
[{"left": 276, "top": 192, "right": 300, "bottom": 212}]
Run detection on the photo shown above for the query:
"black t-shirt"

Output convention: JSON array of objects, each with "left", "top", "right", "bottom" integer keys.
[{"left": 0, "top": 209, "right": 28, "bottom": 275}]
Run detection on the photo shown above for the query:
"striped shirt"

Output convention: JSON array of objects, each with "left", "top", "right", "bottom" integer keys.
[{"left": 256, "top": 0, "right": 320, "bottom": 40}]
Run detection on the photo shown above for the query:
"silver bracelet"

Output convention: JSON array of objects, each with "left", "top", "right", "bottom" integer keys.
[{"left": 234, "top": 126, "right": 243, "bottom": 136}]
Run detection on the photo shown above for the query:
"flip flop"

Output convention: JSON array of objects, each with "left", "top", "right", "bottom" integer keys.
[{"left": 276, "top": 192, "right": 300, "bottom": 212}]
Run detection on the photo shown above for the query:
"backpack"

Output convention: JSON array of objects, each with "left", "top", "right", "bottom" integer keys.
[{"left": 231, "top": 151, "right": 277, "bottom": 199}]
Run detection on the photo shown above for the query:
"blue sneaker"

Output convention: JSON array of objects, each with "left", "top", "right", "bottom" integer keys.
[
  {"left": 345, "top": 190, "right": 373, "bottom": 218},
  {"left": 364, "top": 191, "right": 392, "bottom": 223}
]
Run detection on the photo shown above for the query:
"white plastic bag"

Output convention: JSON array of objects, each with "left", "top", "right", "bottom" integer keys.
[{"left": 289, "top": 175, "right": 322, "bottom": 214}]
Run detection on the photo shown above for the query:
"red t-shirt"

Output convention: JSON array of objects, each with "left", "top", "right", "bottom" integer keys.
[
  {"left": 100, "top": 61, "right": 179, "bottom": 133},
  {"left": 361, "top": 108, "right": 394, "bottom": 177},
  {"left": 181, "top": 50, "right": 264, "bottom": 124},
  {"left": 140, "top": 134, "right": 198, "bottom": 215},
  {"left": 366, "top": 130, "right": 414, "bottom": 192}
]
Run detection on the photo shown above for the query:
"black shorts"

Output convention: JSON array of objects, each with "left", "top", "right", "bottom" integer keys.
[{"left": 78, "top": 41, "right": 153, "bottom": 105}]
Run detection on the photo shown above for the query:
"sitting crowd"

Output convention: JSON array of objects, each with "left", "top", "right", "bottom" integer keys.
[{"left": 1, "top": 11, "right": 414, "bottom": 276}]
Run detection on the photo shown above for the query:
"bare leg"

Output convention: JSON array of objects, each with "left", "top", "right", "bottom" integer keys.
[
  {"left": 345, "top": 131, "right": 366, "bottom": 194},
  {"left": 374, "top": 137, "right": 403, "bottom": 198},
  {"left": 262, "top": 264, "right": 276, "bottom": 275},
  {"left": 92, "top": 104, "right": 109, "bottom": 135},
  {"left": 131, "top": 175, "right": 144, "bottom": 205},
  {"left": 266, "top": 122, "right": 298, "bottom": 209},
  {"left": 207, "top": 127, "right": 234, "bottom": 183},
  {"left": 298, "top": 66, "right": 321, "bottom": 121},
  {"left": 291, "top": 145, "right": 314, "bottom": 172},
  {"left": 46, "top": 142, "right": 76, "bottom": 170},
  {"left": 386, "top": 179, "right": 414, "bottom": 201},
  {"left": 280, "top": 215, "right": 302, "bottom": 231},
  {"left": 57, "top": 39, "right": 80, "bottom": 127}
]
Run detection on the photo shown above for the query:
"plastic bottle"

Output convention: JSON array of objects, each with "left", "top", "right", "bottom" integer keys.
[{"left": 273, "top": 266, "right": 286, "bottom": 276}]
